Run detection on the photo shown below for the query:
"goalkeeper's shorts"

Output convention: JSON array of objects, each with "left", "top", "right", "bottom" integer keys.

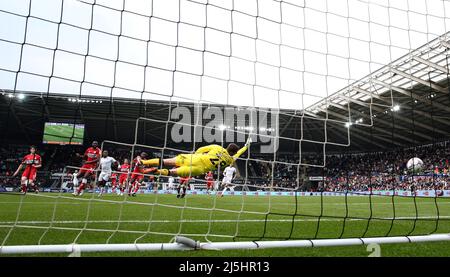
[{"left": 175, "top": 154, "right": 211, "bottom": 177}]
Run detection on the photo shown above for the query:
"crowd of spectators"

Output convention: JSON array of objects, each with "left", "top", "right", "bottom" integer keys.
[
  {"left": 320, "top": 141, "right": 450, "bottom": 192},
  {"left": 1, "top": 141, "right": 449, "bottom": 192},
  {"left": 246, "top": 141, "right": 450, "bottom": 192}
]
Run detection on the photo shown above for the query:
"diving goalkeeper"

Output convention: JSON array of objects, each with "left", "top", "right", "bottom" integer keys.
[{"left": 139, "top": 138, "right": 252, "bottom": 177}]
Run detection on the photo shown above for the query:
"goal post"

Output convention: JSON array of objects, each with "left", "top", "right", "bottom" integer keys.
[{"left": 2, "top": 234, "right": 450, "bottom": 254}]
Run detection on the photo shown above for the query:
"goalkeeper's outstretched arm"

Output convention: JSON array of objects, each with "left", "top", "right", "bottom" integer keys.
[{"left": 233, "top": 137, "right": 252, "bottom": 159}]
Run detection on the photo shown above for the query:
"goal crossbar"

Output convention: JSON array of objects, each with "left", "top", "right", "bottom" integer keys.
[{"left": 1, "top": 234, "right": 449, "bottom": 254}]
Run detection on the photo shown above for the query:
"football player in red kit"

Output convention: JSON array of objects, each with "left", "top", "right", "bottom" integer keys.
[
  {"left": 13, "top": 145, "right": 42, "bottom": 194},
  {"left": 177, "top": 176, "right": 191, "bottom": 198},
  {"left": 128, "top": 152, "right": 156, "bottom": 196},
  {"left": 117, "top": 158, "right": 131, "bottom": 196},
  {"left": 205, "top": 171, "right": 214, "bottom": 194},
  {"left": 72, "top": 141, "right": 101, "bottom": 196},
  {"left": 110, "top": 173, "right": 118, "bottom": 194}
]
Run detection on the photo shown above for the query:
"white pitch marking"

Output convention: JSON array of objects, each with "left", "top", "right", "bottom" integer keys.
[{"left": 1, "top": 215, "right": 449, "bottom": 225}]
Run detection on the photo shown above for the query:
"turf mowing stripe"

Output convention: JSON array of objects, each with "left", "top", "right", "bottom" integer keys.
[
  {"left": 1, "top": 215, "right": 449, "bottom": 225},
  {"left": 0, "top": 224, "right": 234, "bottom": 238}
]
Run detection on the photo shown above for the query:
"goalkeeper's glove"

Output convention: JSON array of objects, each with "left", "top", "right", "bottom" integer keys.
[{"left": 245, "top": 137, "right": 252, "bottom": 147}]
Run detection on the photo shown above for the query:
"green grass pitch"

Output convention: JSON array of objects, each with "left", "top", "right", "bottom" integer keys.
[
  {"left": 43, "top": 124, "right": 84, "bottom": 144},
  {"left": 1, "top": 193, "right": 449, "bottom": 256}
]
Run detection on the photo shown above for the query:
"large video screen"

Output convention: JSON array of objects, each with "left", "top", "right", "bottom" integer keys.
[{"left": 43, "top": 122, "right": 84, "bottom": 145}]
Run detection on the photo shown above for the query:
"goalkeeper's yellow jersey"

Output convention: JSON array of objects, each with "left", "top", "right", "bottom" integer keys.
[
  {"left": 144, "top": 144, "right": 249, "bottom": 177},
  {"left": 191, "top": 144, "right": 248, "bottom": 170}
]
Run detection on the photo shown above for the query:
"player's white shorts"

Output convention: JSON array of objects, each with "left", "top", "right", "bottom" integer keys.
[
  {"left": 99, "top": 172, "right": 111, "bottom": 182},
  {"left": 222, "top": 177, "right": 233, "bottom": 185}
]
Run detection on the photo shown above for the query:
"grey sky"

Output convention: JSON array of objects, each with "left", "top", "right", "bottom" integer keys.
[{"left": 0, "top": 0, "right": 449, "bottom": 110}]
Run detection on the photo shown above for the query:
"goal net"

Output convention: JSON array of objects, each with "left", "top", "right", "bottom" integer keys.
[{"left": 0, "top": 0, "right": 450, "bottom": 255}]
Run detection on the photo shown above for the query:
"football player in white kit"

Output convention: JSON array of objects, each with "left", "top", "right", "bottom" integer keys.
[
  {"left": 220, "top": 165, "right": 236, "bottom": 197},
  {"left": 167, "top": 176, "right": 175, "bottom": 190},
  {"left": 97, "top": 150, "right": 119, "bottom": 196},
  {"left": 71, "top": 170, "right": 78, "bottom": 193}
]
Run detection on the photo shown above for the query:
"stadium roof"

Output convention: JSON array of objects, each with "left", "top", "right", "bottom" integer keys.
[
  {"left": 1, "top": 83, "right": 449, "bottom": 156},
  {"left": 303, "top": 31, "right": 450, "bottom": 151}
]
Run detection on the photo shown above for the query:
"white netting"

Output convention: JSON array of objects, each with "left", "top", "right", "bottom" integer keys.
[{"left": 1, "top": 0, "right": 450, "bottom": 253}]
